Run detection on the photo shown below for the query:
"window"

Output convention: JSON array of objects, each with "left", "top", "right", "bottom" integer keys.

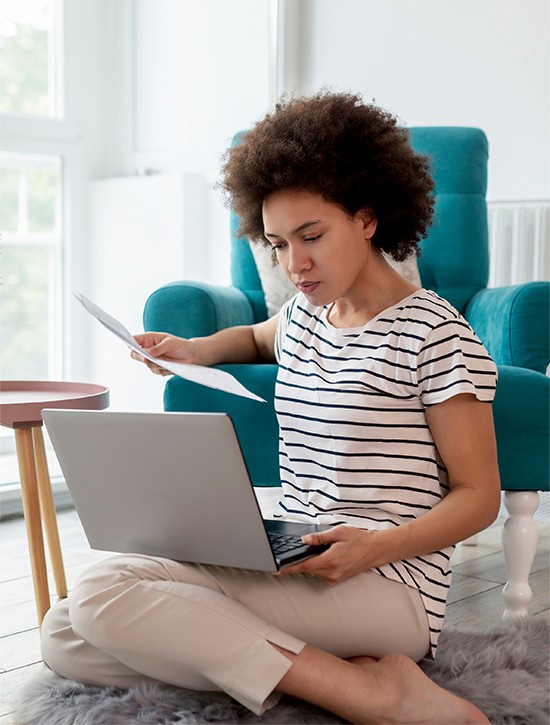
[
  {"left": 0, "top": 0, "right": 65, "bottom": 494},
  {"left": 0, "top": 153, "right": 63, "bottom": 379},
  {"left": 0, "top": 0, "right": 64, "bottom": 384},
  {"left": 0, "top": 0, "right": 62, "bottom": 119}
]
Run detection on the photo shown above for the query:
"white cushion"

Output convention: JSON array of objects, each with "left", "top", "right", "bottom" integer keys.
[
  {"left": 383, "top": 252, "right": 422, "bottom": 287},
  {"left": 248, "top": 242, "right": 422, "bottom": 317},
  {"left": 249, "top": 243, "right": 296, "bottom": 317}
]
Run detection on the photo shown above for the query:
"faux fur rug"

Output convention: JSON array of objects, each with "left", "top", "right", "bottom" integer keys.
[{"left": 13, "top": 617, "right": 549, "bottom": 725}]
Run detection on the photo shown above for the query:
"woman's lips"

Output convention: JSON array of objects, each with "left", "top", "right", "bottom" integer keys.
[{"left": 297, "top": 281, "right": 319, "bottom": 294}]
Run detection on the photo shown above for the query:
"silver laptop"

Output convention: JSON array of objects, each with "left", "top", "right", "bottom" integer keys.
[{"left": 43, "top": 409, "right": 329, "bottom": 571}]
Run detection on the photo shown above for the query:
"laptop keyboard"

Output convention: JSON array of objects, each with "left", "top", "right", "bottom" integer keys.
[{"left": 268, "top": 532, "right": 307, "bottom": 555}]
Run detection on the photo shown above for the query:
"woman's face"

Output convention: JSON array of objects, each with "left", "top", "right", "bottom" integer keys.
[{"left": 262, "top": 189, "right": 377, "bottom": 308}]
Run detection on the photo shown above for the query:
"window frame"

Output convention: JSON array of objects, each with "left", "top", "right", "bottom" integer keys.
[
  {"left": 0, "top": 0, "right": 77, "bottom": 481},
  {"left": 0, "top": 0, "right": 91, "bottom": 381}
]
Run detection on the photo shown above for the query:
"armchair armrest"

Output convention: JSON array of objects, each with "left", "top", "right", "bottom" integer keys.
[
  {"left": 143, "top": 281, "right": 256, "bottom": 339},
  {"left": 492, "top": 366, "right": 549, "bottom": 492},
  {"left": 464, "top": 281, "right": 550, "bottom": 373}
]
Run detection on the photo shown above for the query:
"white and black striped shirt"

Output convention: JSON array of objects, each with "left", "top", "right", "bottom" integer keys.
[{"left": 274, "top": 289, "right": 498, "bottom": 656}]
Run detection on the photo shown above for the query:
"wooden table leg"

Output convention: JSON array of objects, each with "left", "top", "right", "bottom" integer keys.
[
  {"left": 14, "top": 427, "right": 51, "bottom": 627},
  {"left": 33, "top": 426, "right": 68, "bottom": 599}
]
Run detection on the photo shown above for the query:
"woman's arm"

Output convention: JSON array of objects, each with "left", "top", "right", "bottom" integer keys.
[
  {"left": 379, "top": 394, "right": 501, "bottom": 558},
  {"left": 280, "top": 394, "right": 501, "bottom": 584},
  {"left": 132, "top": 314, "right": 279, "bottom": 375}
]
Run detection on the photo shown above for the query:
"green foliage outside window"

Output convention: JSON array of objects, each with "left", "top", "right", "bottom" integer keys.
[
  {"left": 28, "top": 170, "right": 57, "bottom": 233},
  {"left": 0, "top": 168, "right": 19, "bottom": 231},
  {"left": 0, "top": 245, "right": 51, "bottom": 379},
  {"left": 0, "top": 157, "right": 61, "bottom": 380},
  {"left": 0, "top": 23, "right": 50, "bottom": 116}
]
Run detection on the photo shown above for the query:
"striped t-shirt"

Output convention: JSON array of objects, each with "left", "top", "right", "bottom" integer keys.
[{"left": 273, "top": 289, "right": 498, "bottom": 656}]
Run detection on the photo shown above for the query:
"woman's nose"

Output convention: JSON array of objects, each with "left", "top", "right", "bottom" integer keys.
[{"left": 287, "top": 244, "right": 312, "bottom": 275}]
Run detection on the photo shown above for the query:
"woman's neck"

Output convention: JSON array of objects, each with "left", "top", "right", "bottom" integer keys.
[{"left": 326, "top": 255, "right": 419, "bottom": 329}]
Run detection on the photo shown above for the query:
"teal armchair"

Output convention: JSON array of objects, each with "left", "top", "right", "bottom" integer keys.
[{"left": 144, "top": 127, "right": 549, "bottom": 619}]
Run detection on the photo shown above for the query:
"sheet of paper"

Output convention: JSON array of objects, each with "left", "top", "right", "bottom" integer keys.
[{"left": 74, "top": 293, "right": 265, "bottom": 403}]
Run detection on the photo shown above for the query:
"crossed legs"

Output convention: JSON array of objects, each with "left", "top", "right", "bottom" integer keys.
[{"left": 41, "top": 554, "right": 487, "bottom": 723}]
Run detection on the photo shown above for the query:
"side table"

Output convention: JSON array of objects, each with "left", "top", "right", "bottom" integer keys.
[{"left": 0, "top": 381, "right": 109, "bottom": 627}]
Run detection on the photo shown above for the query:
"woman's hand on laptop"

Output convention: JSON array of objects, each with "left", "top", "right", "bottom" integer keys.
[
  {"left": 131, "top": 332, "right": 200, "bottom": 376},
  {"left": 277, "top": 525, "right": 383, "bottom": 585}
]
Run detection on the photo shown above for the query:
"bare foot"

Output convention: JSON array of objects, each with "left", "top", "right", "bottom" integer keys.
[
  {"left": 274, "top": 644, "right": 488, "bottom": 725},
  {"left": 359, "top": 653, "right": 489, "bottom": 725}
]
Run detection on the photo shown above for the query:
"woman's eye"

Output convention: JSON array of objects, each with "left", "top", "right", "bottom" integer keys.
[{"left": 304, "top": 234, "right": 321, "bottom": 243}]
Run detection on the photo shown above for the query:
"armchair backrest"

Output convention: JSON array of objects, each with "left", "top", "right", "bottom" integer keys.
[
  {"left": 229, "top": 126, "right": 490, "bottom": 319},
  {"left": 410, "top": 127, "right": 489, "bottom": 312}
]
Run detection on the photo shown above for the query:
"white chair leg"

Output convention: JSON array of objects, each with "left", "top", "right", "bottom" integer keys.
[{"left": 502, "top": 490, "right": 540, "bottom": 620}]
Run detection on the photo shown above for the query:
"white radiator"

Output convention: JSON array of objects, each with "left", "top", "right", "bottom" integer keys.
[{"left": 488, "top": 201, "right": 550, "bottom": 288}]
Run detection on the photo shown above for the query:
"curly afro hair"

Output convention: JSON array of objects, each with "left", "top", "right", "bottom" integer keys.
[{"left": 220, "top": 91, "right": 435, "bottom": 261}]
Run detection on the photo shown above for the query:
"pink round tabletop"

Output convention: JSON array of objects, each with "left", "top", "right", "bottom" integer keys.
[{"left": 0, "top": 381, "right": 110, "bottom": 428}]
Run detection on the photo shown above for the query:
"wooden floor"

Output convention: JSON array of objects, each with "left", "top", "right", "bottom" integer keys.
[{"left": 0, "top": 506, "right": 548, "bottom": 724}]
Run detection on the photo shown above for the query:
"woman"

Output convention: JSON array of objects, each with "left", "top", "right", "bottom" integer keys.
[{"left": 41, "top": 92, "right": 500, "bottom": 724}]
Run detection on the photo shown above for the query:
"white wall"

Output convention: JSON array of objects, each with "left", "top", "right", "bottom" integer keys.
[
  {"left": 133, "top": 0, "right": 271, "bottom": 181},
  {"left": 60, "top": 0, "right": 134, "bottom": 383},
  {"left": 131, "top": 0, "right": 272, "bottom": 286},
  {"left": 87, "top": 174, "right": 205, "bottom": 411},
  {"left": 289, "top": 0, "right": 550, "bottom": 201}
]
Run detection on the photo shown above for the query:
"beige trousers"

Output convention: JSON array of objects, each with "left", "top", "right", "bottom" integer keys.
[{"left": 41, "top": 554, "right": 430, "bottom": 715}]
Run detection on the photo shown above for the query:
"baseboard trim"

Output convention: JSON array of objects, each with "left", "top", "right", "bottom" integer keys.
[{"left": 0, "top": 476, "right": 74, "bottom": 520}]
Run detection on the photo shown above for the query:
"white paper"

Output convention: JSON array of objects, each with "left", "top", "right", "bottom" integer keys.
[{"left": 74, "top": 293, "right": 265, "bottom": 403}]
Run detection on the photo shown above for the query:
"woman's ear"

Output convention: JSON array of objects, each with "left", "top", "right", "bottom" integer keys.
[{"left": 358, "top": 208, "right": 377, "bottom": 239}]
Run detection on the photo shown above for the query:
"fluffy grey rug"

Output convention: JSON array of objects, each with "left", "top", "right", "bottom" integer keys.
[{"left": 14, "top": 617, "right": 549, "bottom": 725}]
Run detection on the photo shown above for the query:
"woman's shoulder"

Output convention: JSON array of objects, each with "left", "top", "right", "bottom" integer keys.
[{"left": 400, "top": 288, "right": 462, "bottom": 325}]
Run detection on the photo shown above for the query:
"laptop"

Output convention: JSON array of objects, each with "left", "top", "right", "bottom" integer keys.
[{"left": 42, "top": 409, "right": 330, "bottom": 571}]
